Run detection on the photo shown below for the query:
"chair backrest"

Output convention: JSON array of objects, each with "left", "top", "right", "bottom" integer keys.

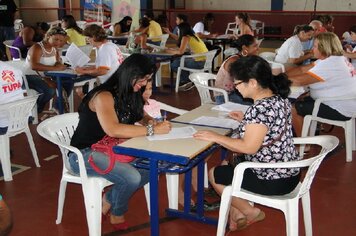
[
  {"left": 3, "top": 40, "right": 21, "bottom": 61},
  {"left": 0, "top": 95, "right": 38, "bottom": 135},
  {"left": 250, "top": 19, "right": 265, "bottom": 36},
  {"left": 189, "top": 72, "right": 225, "bottom": 104},
  {"left": 36, "top": 113, "right": 80, "bottom": 176},
  {"left": 225, "top": 22, "right": 238, "bottom": 34},
  {"left": 259, "top": 52, "right": 276, "bottom": 61},
  {"left": 14, "top": 19, "right": 24, "bottom": 33},
  {"left": 268, "top": 60, "right": 285, "bottom": 73},
  {"left": 203, "top": 49, "right": 218, "bottom": 71}
]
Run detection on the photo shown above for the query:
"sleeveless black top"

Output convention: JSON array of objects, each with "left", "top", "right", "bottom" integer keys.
[{"left": 70, "top": 90, "right": 141, "bottom": 150}]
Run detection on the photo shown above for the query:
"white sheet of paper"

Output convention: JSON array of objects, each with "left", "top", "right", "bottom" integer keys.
[
  {"left": 65, "top": 43, "right": 90, "bottom": 68},
  {"left": 289, "top": 86, "right": 306, "bottom": 99},
  {"left": 146, "top": 126, "right": 197, "bottom": 141},
  {"left": 212, "top": 102, "right": 250, "bottom": 113},
  {"left": 191, "top": 116, "right": 240, "bottom": 129}
]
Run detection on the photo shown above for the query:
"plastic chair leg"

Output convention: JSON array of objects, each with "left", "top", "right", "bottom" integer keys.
[
  {"left": 24, "top": 128, "right": 40, "bottom": 167},
  {"left": 345, "top": 120, "right": 353, "bottom": 162},
  {"left": 155, "top": 66, "right": 162, "bottom": 87},
  {"left": 56, "top": 179, "right": 68, "bottom": 224},
  {"left": 204, "top": 163, "right": 209, "bottom": 188},
  {"left": 302, "top": 192, "right": 313, "bottom": 236},
  {"left": 216, "top": 186, "right": 232, "bottom": 236},
  {"left": 166, "top": 173, "right": 179, "bottom": 210},
  {"left": 0, "top": 135, "right": 13, "bottom": 181},
  {"left": 144, "top": 183, "right": 151, "bottom": 215},
  {"left": 69, "top": 92, "right": 74, "bottom": 113},
  {"left": 284, "top": 200, "right": 299, "bottom": 236},
  {"left": 83, "top": 184, "right": 103, "bottom": 236},
  {"left": 175, "top": 68, "right": 182, "bottom": 93}
]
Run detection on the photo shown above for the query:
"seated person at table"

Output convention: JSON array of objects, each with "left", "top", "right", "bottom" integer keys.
[
  {"left": 287, "top": 32, "right": 356, "bottom": 137},
  {"left": 142, "top": 11, "right": 162, "bottom": 46},
  {"left": 214, "top": 34, "right": 258, "bottom": 105},
  {"left": 234, "top": 12, "right": 254, "bottom": 37},
  {"left": 75, "top": 24, "right": 124, "bottom": 96},
  {"left": 127, "top": 18, "right": 151, "bottom": 53},
  {"left": 61, "top": 15, "right": 86, "bottom": 47},
  {"left": 113, "top": 16, "right": 132, "bottom": 37},
  {"left": 10, "top": 22, "right": 50, "bottom": 59},
  {"left": 26, "top": 26, "right": 68, "bottom": 114},
  {"left": 343, "top": 25, "right": 356, "bottom": 68},
  {"left": 275, "top": 24, "right": 314, "bottom": 67},
  {"left": 69, "top": 54, "right": 171, "bottom": 230},
  {"left": 162, "top": 14, "right": 187, "bottom": 41},
  {"left": 194, "top": 55, "right": 300, "bottom": 231},
  {"left": 165, "top": 22, "right": 208, "bottom": 91},
  {"left": 0, "top": 61, "right": 24, "bottom": 134},
  {"left": 193, "top": 12, "right": 218, "bottom": 39}
]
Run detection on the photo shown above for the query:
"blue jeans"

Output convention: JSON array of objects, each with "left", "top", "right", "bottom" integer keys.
[
  {"left": 215, "top": 90, "right": 253, "bottom": 105},
  {"left": 171, "top": 58, "right": 205, "bottom": 84},
  {"left": 68, "top": 147, "right": 150, "bottom": 216},
  {"left": 26, "top": 75, "right": 55, "bottom": 113},
  {"left": 54, "top": 77, "right": 74, "bottom": 110}
]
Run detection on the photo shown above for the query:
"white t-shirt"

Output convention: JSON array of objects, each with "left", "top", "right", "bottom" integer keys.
[
  {"left": 0, "top": 62, "right": 25, "bottom": 127},
  {"left": 307, "top": 56, "right": 356, "bottom": 117},
  {"left": 275, "top": 35, "right": 304, "bottom": 64},
  {"left": 351, "top": 46, "right": 356, "bottom": 68},
  {"left": 193, "top": 22, "right": 210, "bottom": 35},
  {"left": 96, "top": 42, "right": 124, "bottom": 84}
]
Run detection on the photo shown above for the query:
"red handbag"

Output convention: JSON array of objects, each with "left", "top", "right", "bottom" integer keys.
[{"left": 88, "top": 135, "right": 135, "bottom": 174}]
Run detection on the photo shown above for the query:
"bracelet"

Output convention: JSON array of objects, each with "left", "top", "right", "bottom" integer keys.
[{"left": 146, "top": 124, "right": 154, "bottom": 136}]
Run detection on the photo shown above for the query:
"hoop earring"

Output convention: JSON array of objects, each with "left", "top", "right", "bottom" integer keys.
[{"left": 241, "top": 49, "right": 248, "bottom": 57}]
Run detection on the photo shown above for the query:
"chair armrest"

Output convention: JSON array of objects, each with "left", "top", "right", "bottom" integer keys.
[{"left": 312, "top": 95, "right": 356, "bottom": 116}]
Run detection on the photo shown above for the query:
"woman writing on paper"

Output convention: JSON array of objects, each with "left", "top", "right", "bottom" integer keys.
[
  {"left": 69, "top": 54, "right": 171, "bottom": 230},
  {"left": 194, "top": 56, "right": 300, "bottom": 231}
]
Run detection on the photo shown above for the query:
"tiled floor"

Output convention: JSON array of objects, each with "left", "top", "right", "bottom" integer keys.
[{"left": 2, "top": 62, "right": 356, "bottom": 236}]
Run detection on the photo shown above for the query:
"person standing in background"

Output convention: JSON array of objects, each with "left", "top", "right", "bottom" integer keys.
[{"left": 0, "top": 0, "right": 18, "bottom": 61}]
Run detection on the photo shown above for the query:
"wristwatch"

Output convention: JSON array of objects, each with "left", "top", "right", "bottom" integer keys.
[{"left": 146, "top": 123, "right": 154, "bottom": 136}]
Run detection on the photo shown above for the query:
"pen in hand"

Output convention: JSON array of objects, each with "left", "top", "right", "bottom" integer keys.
[{"left": 163, "top": 111, "right": 167, "bottom": 121}]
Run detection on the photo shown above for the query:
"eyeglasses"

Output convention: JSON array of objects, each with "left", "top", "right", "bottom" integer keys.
[{"left": 234, "top": 81, "right": 244, "bottom": 87}]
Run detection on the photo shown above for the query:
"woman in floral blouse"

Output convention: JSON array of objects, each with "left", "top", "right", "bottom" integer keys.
[{"left": 194, "top": 55, "right": 300, "bottom": 232}]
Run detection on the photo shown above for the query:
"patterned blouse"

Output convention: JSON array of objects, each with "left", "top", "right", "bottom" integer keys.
[{"left": 237, "top": 95, "right": 300, "bottom": 180}]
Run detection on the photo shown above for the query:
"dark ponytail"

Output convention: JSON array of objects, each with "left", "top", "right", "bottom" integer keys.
[{"left": 229, "top": 55, "right": 291, "bottom": 98}]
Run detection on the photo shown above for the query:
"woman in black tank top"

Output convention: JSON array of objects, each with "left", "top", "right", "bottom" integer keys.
[{"left": 69, "top": 54, "right": 171, "bottom": 230}]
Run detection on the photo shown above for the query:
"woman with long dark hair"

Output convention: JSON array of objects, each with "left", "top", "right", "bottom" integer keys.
[
  {"left": 235, "top": 13, "right": 254, "bottom": 36},
  {"left": 113, "top": 16, "right": 132, "bottom": 36},
  {"left": 165, "top": 22, "right": 208, "bottom": 90},
  {"left": 61, "top": 15, "right": 86, "bottom": 46},
  {"left": 69, "top": 54, "right": 171, "bottom": 230},
  {"left": 195, "top": 56, "right": 300, "bottom": 231},
  {"left": 214, "top": 34, "right": 259, "bottom": 104}
]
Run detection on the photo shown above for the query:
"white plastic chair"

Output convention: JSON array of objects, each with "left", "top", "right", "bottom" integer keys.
[
  {"left": 259, "top": 51, "right": 276, "bottom": 61},
  {"left": 147, "top": 34, "right": 170, "bottom": 87},
  {"left": 216, "top": 135, "right": 339, "bottom": 236},
  {"left": 189, "top": 72, "right": 228, "bottom": 105},
  {"left": 157, "top": 102, "right": 209, "bottom": 210},
  {"left": 36, "top": 113, "right": 150, "bottom": 236},
  {"left": 3, "top": 40, "right": 21, "bottom": 61},
  {"left": 225, "top": 22, "right": 238, "bottom": 35},
  {"left": 301, "top": 96, "right": 356, "bottom": 162},
  {"left": 268, "top": 60, "right": 286, "bottom": 73},
  {"left": 14, "top": 19, "right": 24, "bottom": 33},
  {"left": 175, "top": 49, "right": 217, "bottom": 93},
  {"left": 0, "top": 95, "right": 40, "bottom": 181},
  {"left": 251, "top": 19, "right": 265, "bottom": 38}
]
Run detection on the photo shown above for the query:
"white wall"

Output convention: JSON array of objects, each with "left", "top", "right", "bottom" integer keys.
[{"left": 283, "top": 0, "right": 356, "bottom": 11}]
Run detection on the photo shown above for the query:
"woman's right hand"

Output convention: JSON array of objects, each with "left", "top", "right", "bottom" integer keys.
[
  {"left": 162, "top": 27, "right": 171, "bottom": 34},
  {"left": 55, "top": 63, "right": 67, "bottom": 71},
  {"left": 153, "top": 121, "right": 172, "bottom": 134}
]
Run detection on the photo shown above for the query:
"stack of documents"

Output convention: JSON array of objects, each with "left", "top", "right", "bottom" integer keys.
[
  {"left": 191, "top": 116, "right": 240, "bottom": 129},
  {"left": 64, "top": 43, "right": 91, "bottom": 68},
  {"left": 211, "top": 102, "right": 250, "bottom": 113},
  {"left": 147, "top": 126, "right": 197, "bottom": 141}
]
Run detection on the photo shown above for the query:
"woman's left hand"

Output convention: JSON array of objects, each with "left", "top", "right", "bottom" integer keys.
[{"left": 193, "top": 130, "right": 219, "bottom": 142}]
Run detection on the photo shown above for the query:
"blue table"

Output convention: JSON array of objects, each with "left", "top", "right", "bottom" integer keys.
[
  {"left": 44, "top": 70, "right": 94, "bottom": 114},
  {"left": 113, "top": 104, "right": 232, "bottom": 236}
]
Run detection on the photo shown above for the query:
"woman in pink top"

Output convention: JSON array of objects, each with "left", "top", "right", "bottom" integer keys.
[{"left": 215, "top": 34, "right": 259, "bottom": 104}]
